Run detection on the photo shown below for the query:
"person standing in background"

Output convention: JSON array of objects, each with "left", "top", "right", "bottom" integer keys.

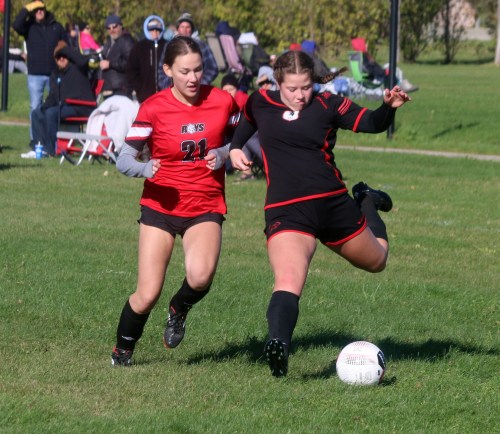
[
  {"left": 99, "top": 14, "right": 135, "bottom": 99},
  {"left": 13, "top": 0, "right": 66, "bottom": 157},
  {"left": 126, "top": 15, "right": 167, "bottom": 103}
]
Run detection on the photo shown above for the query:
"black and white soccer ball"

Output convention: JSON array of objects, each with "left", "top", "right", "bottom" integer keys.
[{"left": 336, "top": 341, "right": 386, "bottom": 386}]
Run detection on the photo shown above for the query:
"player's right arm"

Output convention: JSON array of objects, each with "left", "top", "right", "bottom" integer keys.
[{"left": 117, "top": 114, "right": 160, "bottom": 178}]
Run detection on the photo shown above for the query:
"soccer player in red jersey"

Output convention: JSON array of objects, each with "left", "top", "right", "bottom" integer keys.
[
  {"left": 111, "top": 36, "right": 240, "bottom": 366},
  {"left": 230, "top": 49, "right": 411, "bottom": 377}
]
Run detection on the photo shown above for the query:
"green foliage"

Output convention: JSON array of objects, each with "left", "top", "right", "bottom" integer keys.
[
  {"left": 6, "top": 0, "right": 498, "bottom": 64},
  {"left": 400, "top": 0, "right": 444, "bottom": 62}
]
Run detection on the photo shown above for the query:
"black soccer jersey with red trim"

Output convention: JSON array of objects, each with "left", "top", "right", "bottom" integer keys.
[
  {"left": 232, "top": 89, "right": 392, "bottom": 210},
  {"left": 126, "top": 85, "right": 240, "bottom": 216}
]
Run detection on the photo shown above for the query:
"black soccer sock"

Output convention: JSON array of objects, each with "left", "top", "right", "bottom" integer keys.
[
  {"left": 266, "top": 290, "right": 300, "bottom": 349},
  {"left": 116, "top": 299, "right": 150, "bottom": 351},
  {"left": 169, "top": 278, "right": 211, "bottom": 313},
  {"left": 360, "top": 195, "right": 388, "bottom": 242}
]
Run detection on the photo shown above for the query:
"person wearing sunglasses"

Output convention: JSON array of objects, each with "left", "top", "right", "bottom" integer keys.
[
  {"left": 126, "top": 15, "right": 167, "bottom": 103},
  {"left": 99, "top": 14, "right": 135, "bottom": 99},
  {"left": 13, "top": 0, "right": 66, "bottom": 158}
]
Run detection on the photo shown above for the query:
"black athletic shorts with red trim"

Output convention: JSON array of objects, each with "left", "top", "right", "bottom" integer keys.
[
  {"left": 139, "top": 206, "right": 225, "bottom": 237},
  {"left": 264, "top": 193, "right": 367, "bottom": 246}
]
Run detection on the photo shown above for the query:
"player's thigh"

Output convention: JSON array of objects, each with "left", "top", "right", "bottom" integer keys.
[
  {"left": 329, "top": 227, "right": 387, "bottom": 272},
  {"left": 182, "top": 221, "right": 222, "bottom": 288},
  {"left": 268, "top": 231, "right": 317, "bottom": 296},
  {"left": 136, "top": 223, "right": 176, "bottom": 296}
]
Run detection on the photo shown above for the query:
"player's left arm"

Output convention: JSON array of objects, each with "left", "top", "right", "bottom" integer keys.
[
  {"left": 347, "top": 85, "right": 411, "bottom": 133},
  {"left": 206, "top": 98, "right": 241, "bottom": 170}
]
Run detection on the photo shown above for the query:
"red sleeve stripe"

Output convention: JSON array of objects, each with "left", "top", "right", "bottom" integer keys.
[
  {"left": 338, "top": 98, "right": 352, "bottom": 115},
  {"left": 352, "top": 108, "right": 367, "bottom": 132}
]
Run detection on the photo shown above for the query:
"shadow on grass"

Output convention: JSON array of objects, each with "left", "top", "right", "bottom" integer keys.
[
  {"left": 185, "top": 330, "right": 498, "bottom": 380},
  {"left": 415, "top": 57, "right": 494, "bottom": 65},
  {"left": 0, "top": 163, "right": 41, "bottom": 171},
  {"left": 431, "top": 122, "right": 480, "bottom": 139}
]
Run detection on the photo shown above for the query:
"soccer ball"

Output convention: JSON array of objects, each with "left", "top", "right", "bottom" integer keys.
[{"left": 336, "top": 341, "right": 386, "bottom": 386}]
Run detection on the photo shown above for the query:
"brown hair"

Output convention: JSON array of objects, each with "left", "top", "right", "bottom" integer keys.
[
  {"left": 163, "top": 35, "right": 202, "bottom": 67},
  {"left": 273, "top": 50, "right": 314, "bottom": 84},
  {"left": 273, "top": 49, "right": 341, "bottom": 85}
]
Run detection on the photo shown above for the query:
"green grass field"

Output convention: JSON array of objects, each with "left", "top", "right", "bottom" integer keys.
[{"left": 0, "top": 58, "right": 499, "bottom": 433}]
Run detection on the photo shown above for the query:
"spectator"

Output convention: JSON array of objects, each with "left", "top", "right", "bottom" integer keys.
[
  {"left": 158, "top": 12, "right": 218, "bottom": 90},
  {"left": 99, "top": 14, "right": 135, "bottom": 99},
  {"left": 351, "top": 37, "right": 418, "bottom": 92},
  {"left": 65, "top": 22, "right": 79, "bottom": 50},
  {"left": 21, "top": 41, "right": 95, "bottom": 158},
  {"left": 12, "top": 0, "right": 66, "bottom": 150},
  {"left": 220, "top": 73, "right": 248, "bottom": 110},
  {"left": 301, "top": 40, "right": 330, "bottom": 77},
  {"left": 256, "top": 65, "right": 277, "bottom": 90},
  {"left": 126, "top": 15, "right": 167, "bottom": 103},
  {"left": 0, "top": 39, "right": 27, "bottom": 74},
  {"left": 78, "top": 21, "right": 101, "bottom": 54}
]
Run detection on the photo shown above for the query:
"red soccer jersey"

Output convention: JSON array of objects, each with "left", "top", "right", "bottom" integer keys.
[{"left": 126, "top": 86, "right": 240, "bottom": 217}]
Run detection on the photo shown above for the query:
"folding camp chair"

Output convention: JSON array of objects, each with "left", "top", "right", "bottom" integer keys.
[
  {"left": 348, "top": 51, "right": 382, "bottom": 90},
  {"left": 206, "top": 32, "right": 227, "bottom": 73},
  {"left": 219, "top": 34, "right": 245, "bottom": 74},
  {"left": 57, "top": 95, "right": 138, "bottom": 165},
  {"left": 56, "top": 131, "right": 116, "bottom": 165}
]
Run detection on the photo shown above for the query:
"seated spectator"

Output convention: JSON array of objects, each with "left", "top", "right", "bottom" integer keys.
[
  {"left": 0, "top": 40, "right": 27, "bottom": 74},
  {"left": 220, "top": 73, "right": 248, "bottom": 110},
  {"left": 256, "top": 65, "right": 277, "bottom": 90},
  {"left": 215, "top": 20, "right": 240, "bottom": 42},
  {"left": 78, "top": 21, "right": 101, "bottom": 54},
  {"left": 351, "top": 37, "right": 418, "bottom": 92},
  {"left": 301, "top": 40, "right": 330, "bottom": 77},
  {"left": 22, "top": 41, "right": 95, "bottom": 158}
]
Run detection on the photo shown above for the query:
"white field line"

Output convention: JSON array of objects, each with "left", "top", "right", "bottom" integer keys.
[{"left": 337, "top": 145, "right": 500, "bottom": 162}]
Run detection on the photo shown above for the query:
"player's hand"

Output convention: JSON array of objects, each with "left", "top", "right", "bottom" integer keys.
[
  {"left": 25, "top": 1, "right": 45, "bottom": 11},
  {"left": 229, "top": 149, "right": 251, "bottom": 171},
  {"left": 383, "top": 85, "right": 411, "bottom": 108},
  {"left": 150, "top": 159, "right": 161, "bottom": 177},
  {"left": 205, "top": 152, "right": 217, "bottom": 170}
]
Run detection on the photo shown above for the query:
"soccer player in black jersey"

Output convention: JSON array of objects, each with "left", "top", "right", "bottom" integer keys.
[{"left": 229, "top": 49, "right": 411, "bottom": 377}]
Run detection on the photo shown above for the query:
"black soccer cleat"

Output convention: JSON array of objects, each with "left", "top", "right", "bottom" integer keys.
[
  {"left": 163, "top": 307, "right": 190, "bottom": 349},
  {"left": 352, "top": 181, "right": 393, "bottom": 212},
  {"left": 264, "top": 338, "right": 289, "bottom": 378},
  {"left": 111, "top": 346, "right": 133, "bottom": 367}
]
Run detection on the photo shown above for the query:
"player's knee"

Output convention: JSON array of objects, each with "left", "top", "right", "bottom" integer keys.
[
  {"left": 186, "top": 270, "right": 214, "bottom": 291},
  {"left": 365, "top": 253, "right": 387, "bottom": 273},
  {"left": 132, "top": 289, "right": 161, "bottom": 312}
]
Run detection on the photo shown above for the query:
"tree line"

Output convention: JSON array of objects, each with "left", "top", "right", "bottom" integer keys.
[{"left": 6, "top": 0, "right": 499, "bottom": 64}]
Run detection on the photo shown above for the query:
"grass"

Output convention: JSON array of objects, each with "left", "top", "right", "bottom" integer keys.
[{"left": 0, "top": 56, "right": 499, "bottom": 432}]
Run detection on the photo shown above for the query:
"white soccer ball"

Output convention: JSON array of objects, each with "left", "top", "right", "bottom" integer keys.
[{"left": 336, "top": 341, "right": 386, "bottom": 386}]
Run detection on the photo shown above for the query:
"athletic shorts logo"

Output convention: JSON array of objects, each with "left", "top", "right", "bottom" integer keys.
[
  {"left": 283, "top": 111, "right": 299, "bottom": 122},
  {"left": 268, "top": 221, "right": 281, "bottom": 233},
  {"left": 181, "top": 123, "right": 205, "bottom": 134}
]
